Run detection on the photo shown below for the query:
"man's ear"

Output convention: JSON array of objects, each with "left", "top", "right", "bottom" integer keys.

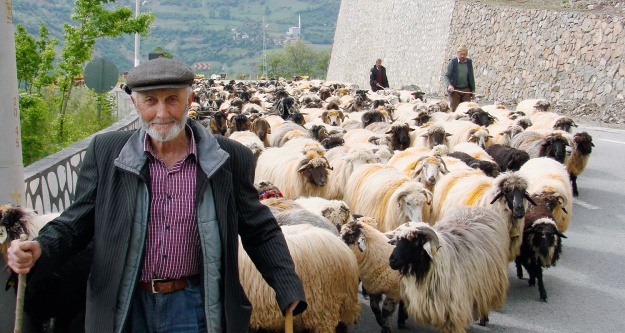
[{"left": 188, "top": 91, "right": 195, "bottom": 105}]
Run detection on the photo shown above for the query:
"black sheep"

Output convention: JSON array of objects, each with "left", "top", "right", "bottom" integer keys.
[
  {"left": 515, "top": 202, "right": 566, "bottom": 302},
  {"left": 448, "top": 151, "right": 500, "bottom": 177},
  {"left": 486, "top": 144, "right": 530, "bottom": 172}
]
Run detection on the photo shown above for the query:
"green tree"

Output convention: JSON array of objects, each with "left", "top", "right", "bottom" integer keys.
[
  {"left": 14, "top": 23, "right": 58, "bottom": 93},
  {"left": 152, "top": 45, "right": 174, "bottom": 59},
  {"left": 263, "top": 39, "right": 330, "bottom": 79},
  {"left": 56, "top": 0, "right": 154, "bottom": 140}
]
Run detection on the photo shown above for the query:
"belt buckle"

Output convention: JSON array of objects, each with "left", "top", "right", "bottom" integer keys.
[{"left": 151, "top": 278, "right": 166, "bottom": 294}]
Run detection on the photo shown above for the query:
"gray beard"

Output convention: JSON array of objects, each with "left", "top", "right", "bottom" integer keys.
[{"left": 141, "top": 110, "right": 188, "bottom": 142}]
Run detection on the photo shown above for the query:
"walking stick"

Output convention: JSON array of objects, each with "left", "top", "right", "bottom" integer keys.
[
  {"left": 13, "top": 234, "right": 28, "bottom": 333},
  {"left": 285, "top": 308, "right": 294, "bottom": 333}
]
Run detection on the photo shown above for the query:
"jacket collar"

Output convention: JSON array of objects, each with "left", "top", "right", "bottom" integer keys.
[{"left": 114, "top": 118, "right": 229, "bottom": 179}]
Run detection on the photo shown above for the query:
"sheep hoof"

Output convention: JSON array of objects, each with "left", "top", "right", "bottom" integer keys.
[
  {"left": 540, "top": 295, "right": 548, "bottom": 302},
  {"left": 478, "top": 315, "right": 489, "bottom": 326}
]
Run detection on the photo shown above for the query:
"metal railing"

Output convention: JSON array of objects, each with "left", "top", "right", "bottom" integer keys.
[{"left": 23, "top": 89, "right": 138, "bottom": 214}]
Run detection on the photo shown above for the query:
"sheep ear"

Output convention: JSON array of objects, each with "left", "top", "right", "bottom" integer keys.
[
  {"left": 556, "top": 230, "right": 567, "bottom": 239},
  {"left": 490, "top": 191, "right": 503, "bottom": 204},
  {"left": 524, "top": 192, "right": 538, "bottom": 206},
  {"left": 423, "top": 241, "right": 434, "bottom": 258},
  {"left": 387, "top": 236, "right": 398, "bottom": 245},
  {"left": 0, "top": 225, "right": 7, "bottom": 244},
  {"left": 357, "top": 236, "right": 367, "bottom": 252}
]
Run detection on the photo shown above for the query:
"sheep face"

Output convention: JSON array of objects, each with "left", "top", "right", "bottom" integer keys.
[
  {"left": 491, "top": 174, "right": 534, "bottom": 220},
  {"left": 413, "top": 111, "right": 431, "bottom": 126},
  {"left": 413, "top": 156, "right": 448, "bottom": 187},
  {"left": 540, "top": 134, "right": 569, "bottom": 163},
  {"left": 553, "top": 117, "right": 577, "bottom": 133},
  {"left": 396, "top": 184, "right": 432, "bottom": 223},
  {"left": 210, "top": 111, "right": 228, "bottom": 135},
  {"left": 386, "top": 124, "right": 414, "bottom": 151},
  {"left": 523, "top": 219, "right": 566, "bottom": 267},
  {"left": 339, "top": 221, "right": 365, "bottom": 251},
  {"left": 573, "top": 132, "right": 594, "bottom": 155},
  {"left": 298, "top": 157, "right": 331, "bottom": 186},
  {"left": 388, "top": 229, "right": 435, "bottom": 282},
  {"left": 362, "top": 110, "right": 386, "bottom": 127},
  {"left": 420, "top": 126, "right": 451, "bottom": 149}
]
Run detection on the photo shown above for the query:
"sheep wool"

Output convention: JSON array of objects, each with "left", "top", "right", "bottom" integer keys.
[{"left": 239, "top": 224, "right": 361, "bottom": 333}]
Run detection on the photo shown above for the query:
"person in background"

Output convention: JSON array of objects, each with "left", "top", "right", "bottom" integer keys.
[
  {"left": 444, "top": 45, "right": 476, "bottom": 112},
  {"left": 7, "top": 58, "right": 307, "bottom": 333},
  {"left": 369, "top": 58, "right": 389, "bottom": 92}
]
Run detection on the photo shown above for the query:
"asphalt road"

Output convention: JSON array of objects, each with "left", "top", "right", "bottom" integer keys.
[
  {"left": 1, "top": 126, "right": 623, "bottom": 333},
  {"left": 348, "top": 125, "right": 625, "bottom": 333}
]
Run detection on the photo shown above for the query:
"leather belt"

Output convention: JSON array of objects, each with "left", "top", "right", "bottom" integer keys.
[{"left": 138, "top": 275, "right": 201, "bottom": 294}]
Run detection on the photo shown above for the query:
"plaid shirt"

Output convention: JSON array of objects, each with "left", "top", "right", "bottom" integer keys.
[{"left": 140, "top": 125, "right": 200, "bottom": 282}]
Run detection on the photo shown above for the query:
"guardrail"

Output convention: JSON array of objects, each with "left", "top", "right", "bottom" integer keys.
[{"left": 23, "top": 89, "right": 138, "bottom": 214}]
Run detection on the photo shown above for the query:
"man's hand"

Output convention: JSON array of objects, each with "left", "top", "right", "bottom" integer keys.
[
  {"left": 7, "top": 239, "right": 42, "bottom": 274},
  {"left": 447, "top": 85, "right": 454, "bottom": 93}
]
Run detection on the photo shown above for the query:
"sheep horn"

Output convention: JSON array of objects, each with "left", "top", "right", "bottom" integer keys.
[
  {"left": 555, "top": 230, "right": 567, "bottom": 239},
  {"left": 417, "top": 227, "right": 440, "bottom": 256}
]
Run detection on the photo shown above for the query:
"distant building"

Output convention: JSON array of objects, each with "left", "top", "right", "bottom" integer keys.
[{"left": 286, "top": 15, "right": 301, "bottom": 37}]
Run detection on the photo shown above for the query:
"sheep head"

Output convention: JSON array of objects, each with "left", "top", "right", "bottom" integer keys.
[
  {"left": 553, "top": 116, "right": 577, "bottom": 133},
  {"left": 395, "top": 182, "right": 432, "bottom": 223},
  {"left": 420, "top": 126, "right": 451, "bottom": 149},
  {"left": 490, "top": 172, "right": 536, "bottom": 220},
  {"left": 540, "top": 132, "right": 569, "bottom": 163},
  {"left": 573, "top": 131, "right": 594, "bottom": 156},
  {"left": 388, "top": 223, "right": 440, "bottom": 280},
  {"left": 297, "top": 156, "right": 332, "bottom": 186},
  {"left": 523, "top": 218, "right": 566, "bottom": 267},
  {"left": 385, "top": 123, "right": 414, "bottom": 151}
]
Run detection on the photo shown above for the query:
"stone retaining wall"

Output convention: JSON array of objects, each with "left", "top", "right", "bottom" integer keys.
[{"left": 328, "top": 0, "right": 625, "bottom": 106}]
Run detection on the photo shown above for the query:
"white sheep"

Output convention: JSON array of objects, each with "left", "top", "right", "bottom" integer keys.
[
  {"left": 240, "top": 224, "right": 361, "bottom": 333},
  {"left": 339, "top": 218, "right": 404, "bottom": 332},
  {"left": 387, "top": 146, "right": 450, "bottom": 191},
  {"left": 517, "top": 157, "right": 573, "bottom": 232},
  {"left": 430, "top": 170, "right": 536, "bottom": 261},
  {"left": 228, "top": 130, "right": 265, "bottom": 159},
  {"left": 516, "top": 98, "right": 551, "bottom": 116},
  {"left": 270, "top": 121, "right": 312, "bottom": 147},
  {"left": 254, "top": 140, "right": 332, "bottom": 199},
  {"left": 344, "top": 164, "right": 432, "bottom": 232},
  {"left": 387, "top": 206, "right": 510, "bottom": 333},
  {"left": 321, "top": 143, "right": 382, "bottom": 200},
  {"left": 293, "top": 196, "right": 351, "bottom": 230}
]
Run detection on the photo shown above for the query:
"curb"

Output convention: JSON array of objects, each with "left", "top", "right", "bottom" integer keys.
[{"left": 577, "top": 124, "right": 625, "bottom": 134}]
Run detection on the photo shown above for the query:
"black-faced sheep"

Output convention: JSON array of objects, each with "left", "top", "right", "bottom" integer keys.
[
  {"left": 518, "top": 157, "right": 573, "bottom": 232},
  {"left": 344, "top": 164, "right": 432, "bottom": 232},
  {"left": 387, "top": 206, "right": 510, "bottom": 332},
  {"left": 240, "top": 224, "right": 361, "bottom": 333},
  {"left": 486, "top": 144, "right": 531, "bottom": 172},
  {"left": 510, "top": 130, "right": 570, "bottom": 164},
  {"left": 1, "top": 205, "right": 90, "bottom": 333},
  {"left": 515, "top": 202, "right": 566, "bottom": 302},
  {"left": 430, "top": 170, "right": 536, "bottom": 261},
  {"left": 365, "top": 122, "right": 414, "bottom": 151},
  {"left": 340, "top": 219, "right": 403, "bottom": 333},
  {"left": 567, "top": 131, "right": 594, "bottom": 197}
]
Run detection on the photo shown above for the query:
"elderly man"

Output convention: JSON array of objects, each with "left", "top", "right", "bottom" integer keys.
[
  {"left": 444, "top": 45, "right": 476, "bottom": 112},
  {"left": 7, "top": 58, "right": 306, "bottom": 332}
]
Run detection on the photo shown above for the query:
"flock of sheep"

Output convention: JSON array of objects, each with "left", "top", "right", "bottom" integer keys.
[{"left": 0, "top": 76, "right": 595, "bottom": 333}]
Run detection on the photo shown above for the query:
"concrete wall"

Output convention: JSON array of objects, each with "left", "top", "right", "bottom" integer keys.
[{"left": 327, "top": 0, "right": 625, "bottom": 106}]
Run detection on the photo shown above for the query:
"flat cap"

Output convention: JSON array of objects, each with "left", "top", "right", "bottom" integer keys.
[{"left": 125, "top": 58, "right": 194, "bottom": 93}]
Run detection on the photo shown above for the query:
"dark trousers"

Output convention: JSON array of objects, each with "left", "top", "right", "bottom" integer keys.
[{"left": 449, "top": 87, "right": 473, "bottom": 112}]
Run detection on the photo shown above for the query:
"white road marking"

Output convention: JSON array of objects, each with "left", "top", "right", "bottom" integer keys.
[
  {"left": 599, "top": 139, "right": 625, "bottom": 145},
  {"left": 573, "top": 198, "right": 600, "bottom": 210}
]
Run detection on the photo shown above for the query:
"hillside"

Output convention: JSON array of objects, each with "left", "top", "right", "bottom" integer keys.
[{"left": 12, "top": 0, "right": 340, "bottom": 76}]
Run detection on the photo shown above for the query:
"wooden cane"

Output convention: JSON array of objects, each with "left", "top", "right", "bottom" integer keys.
[
  {"left": 284, "top": 308, "right": 294, "bottom": 333},
  {"left": 13, "top": 233, "right": 28, "bottom": 333}
]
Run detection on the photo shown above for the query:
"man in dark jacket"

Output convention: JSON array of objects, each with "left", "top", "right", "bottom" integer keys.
[
  {"left": 444, "top": 45, "right": 476, "bottom": 112},
  {"left": 7, "top": 58, "right": 307, "bottom": 332},
  {"left": 369, "top": 58, "right": 389, "bottom": 92}
]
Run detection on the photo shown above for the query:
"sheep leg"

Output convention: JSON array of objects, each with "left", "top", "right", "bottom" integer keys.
[
  {"left": 570, "top": 173, "right": 579, "bottom": 197},
  {"left": 397, "top": 300, "right": 408, "bottom": 329},
  {"left": 478, "top": 314, "right": 489, "bottom": 326},
  {"left": 369, "top": 293, "right": 385, "bottom": 327},
  {"left": 380, "top": 297, "right": 398, "bottom": 333},
  {"left": 515, "top": 256, "right": 524, "bottom": 279},
  {"left": 536, "top": 267, "right": 548, "bottom": 302}
]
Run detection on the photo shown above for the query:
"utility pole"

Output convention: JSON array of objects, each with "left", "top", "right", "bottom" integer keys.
[
  {"left": 1, "top": 1, "right": 25, "bottom": 206},
  {"left": 262, "top": 16, "right": 267, "bottom": 79},
  {"left": 134, "top": 0, "right": 141, "bottom": 66}
]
